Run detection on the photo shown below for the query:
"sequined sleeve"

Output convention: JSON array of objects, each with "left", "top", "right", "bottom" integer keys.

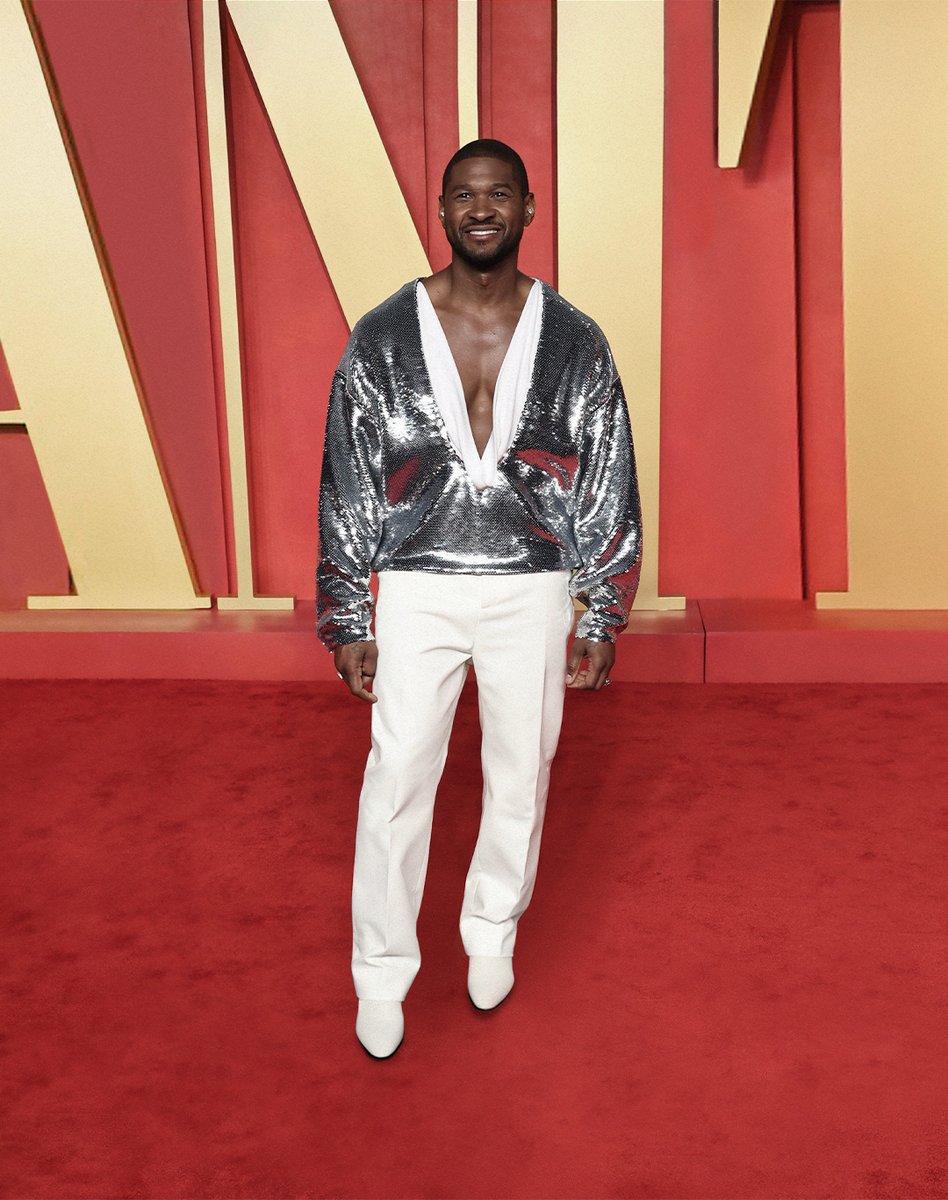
[
  {"left": 569, "top": 372, "right": 643, "bottom": 643},
  {"left": 316, "top": 367, "right": 384, "bottom": 652}
]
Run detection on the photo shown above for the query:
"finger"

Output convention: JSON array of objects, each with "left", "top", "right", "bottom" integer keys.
[
  {"left": 343, "top": 671, "right": 377, "bottom": 703},
  {"left": 583, "top": 644, "right": 615, "bottom": 691},
  {"left": 565, "top": 646, "right": 586, "bottom": 683},
  {"left": 579, "top": 654, "right": 606, "bottom": 690},
  {"left": 359, "top": 667, "right": 377, "bottom": 702},
  {"left": 592, "top": 667, "right": 610, "bottom": 690},
  {"left": 360, "top": 649, "right": 377, "bottom": 699},
  {"left": 566, "top": 668, "right": 590, "bottom": 689},
  {"left": 339, "top": 667, "right": 363, "bottom": 695}
]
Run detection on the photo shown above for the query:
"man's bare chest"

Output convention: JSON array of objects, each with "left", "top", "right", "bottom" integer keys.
[{"left": 434, "top": 310, "right": 520, "bottom": 409}]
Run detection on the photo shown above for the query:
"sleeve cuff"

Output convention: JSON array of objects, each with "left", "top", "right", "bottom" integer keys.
[{"left": 574, "top": 609, "right": 619, "bottom": 644}]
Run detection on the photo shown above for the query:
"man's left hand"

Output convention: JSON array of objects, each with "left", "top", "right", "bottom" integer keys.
[{"left": 565, "top": 637, "right": 615, "bottom": 690}]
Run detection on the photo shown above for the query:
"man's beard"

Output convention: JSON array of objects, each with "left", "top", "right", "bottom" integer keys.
[{"left": 447, "top": 223, "right": 524, "bottom": 270}]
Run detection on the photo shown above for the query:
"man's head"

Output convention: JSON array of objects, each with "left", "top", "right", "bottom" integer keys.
[{"left": 439, "top": 139, "right": 535, "bottom": 271}]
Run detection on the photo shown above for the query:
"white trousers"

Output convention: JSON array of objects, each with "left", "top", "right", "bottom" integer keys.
[{"left": 351, "top": 568, "right": 575, "bottom": 1001}]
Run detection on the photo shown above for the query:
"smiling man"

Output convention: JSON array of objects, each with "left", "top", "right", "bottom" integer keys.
[{"left": 316, "top": 139, "right": 643, "bottom": 1059}]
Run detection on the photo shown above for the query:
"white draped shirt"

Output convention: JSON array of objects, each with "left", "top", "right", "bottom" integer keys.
[{"left": 415, "top": 278, "right": 544, "bottom": 492}]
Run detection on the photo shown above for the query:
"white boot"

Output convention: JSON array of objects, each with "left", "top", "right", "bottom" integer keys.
[
  {"left": 356, "top": 1000, "right": 404, "bottom": 1058},
  {"left": 468, "top": 955, "right": 515, "bottom": 1010}
]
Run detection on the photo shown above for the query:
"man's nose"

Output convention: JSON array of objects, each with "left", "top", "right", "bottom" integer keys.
[{"left": 469, "top": 195, "right": 498, "bottom": 221}]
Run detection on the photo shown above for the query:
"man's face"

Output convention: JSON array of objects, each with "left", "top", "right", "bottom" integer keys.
[{"left": 439, "top": 157, "right": 535, "bottom": 270}]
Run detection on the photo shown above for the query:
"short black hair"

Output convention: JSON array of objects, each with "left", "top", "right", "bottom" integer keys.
[{"left": 441, "top": 139, "right": 530, "bottom": 198}]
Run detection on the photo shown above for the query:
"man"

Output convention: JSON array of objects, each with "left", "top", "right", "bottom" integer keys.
[{"left": 316, "top": 139, "right": 642, "bottom": 1059}]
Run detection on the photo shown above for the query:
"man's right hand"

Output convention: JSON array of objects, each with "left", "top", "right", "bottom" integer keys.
[{"left": 334, "top": 640, "right": 379, "bottom": 703}]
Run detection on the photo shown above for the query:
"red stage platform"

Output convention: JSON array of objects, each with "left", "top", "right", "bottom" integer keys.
[
  {"left": 0, "top": 602, "right": 705, "bottom": 683},
  {"left": 1, "top": 599, "right": 947, "bottom": 682},
  {"left": 699, "top": 599, "right": 948, "bottom": 683}
]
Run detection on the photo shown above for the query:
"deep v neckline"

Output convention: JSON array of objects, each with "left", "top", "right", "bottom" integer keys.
[{"left": 416, "top": 278, "right": 542, "bottom": 467}]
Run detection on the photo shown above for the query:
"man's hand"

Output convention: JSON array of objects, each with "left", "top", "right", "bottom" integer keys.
[
  {"left": 334, "top": 640, "right": 378, "bottom": 703},
  {"left": 565, "top": 637, "right": 615, "bottom": 690}
]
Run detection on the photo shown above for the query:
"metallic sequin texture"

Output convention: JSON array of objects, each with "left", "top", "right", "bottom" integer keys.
[{"left": 316, "top": 278, "right": 643, "bottom": 652}]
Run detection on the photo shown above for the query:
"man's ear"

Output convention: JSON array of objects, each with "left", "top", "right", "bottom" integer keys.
[
  {"left": 523, "top": 191, "right": 536, "bottom": 225},
  {"left": 437, "top": 195, "right": 445, "bottom": 225}
]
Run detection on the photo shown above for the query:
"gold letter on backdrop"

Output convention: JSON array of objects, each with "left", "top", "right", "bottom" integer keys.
[
  {"left": 202, "top": 1, "right": 292, "bottom": 609},
  {"left": 719, "top": 0, "right": 948, "bottom": 609},
  {"left": 816, "top": 0, "right": 948, "bottom": 610},
  {"left": 209, "top": 0, "right": 433, "bottom": 607},
  {"left": 0, "top": 1, "right": 208, "bottom": 609},
  {"left": 457, "top": 0, "right": 479, "bottom": 147},
  {"left": 717, "top": 0, "right": 781, "bottom": 168},
  {"left": 226, "top": 0, "right": 430, "bottom": 329},
  {"left": 557, "top": 0, "right": 683, "bottom": 612}
]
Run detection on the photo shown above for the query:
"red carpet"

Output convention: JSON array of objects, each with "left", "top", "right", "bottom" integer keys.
[{"left": 1, "top": 679, "right": 945, "bottom": 1199}]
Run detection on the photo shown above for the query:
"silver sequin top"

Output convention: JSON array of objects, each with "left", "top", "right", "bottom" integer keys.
[{"left": 316, "top": 278, "right": 643, "bottom": 652}]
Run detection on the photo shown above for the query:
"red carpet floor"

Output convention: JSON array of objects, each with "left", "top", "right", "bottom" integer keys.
[{"left": 1, "top": 679, "right": 946, "bottom": 1199}]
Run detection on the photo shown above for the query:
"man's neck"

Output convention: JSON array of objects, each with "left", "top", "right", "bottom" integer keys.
[{"left": 441, "top": 257, "right": 529, "bottom": 310}]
